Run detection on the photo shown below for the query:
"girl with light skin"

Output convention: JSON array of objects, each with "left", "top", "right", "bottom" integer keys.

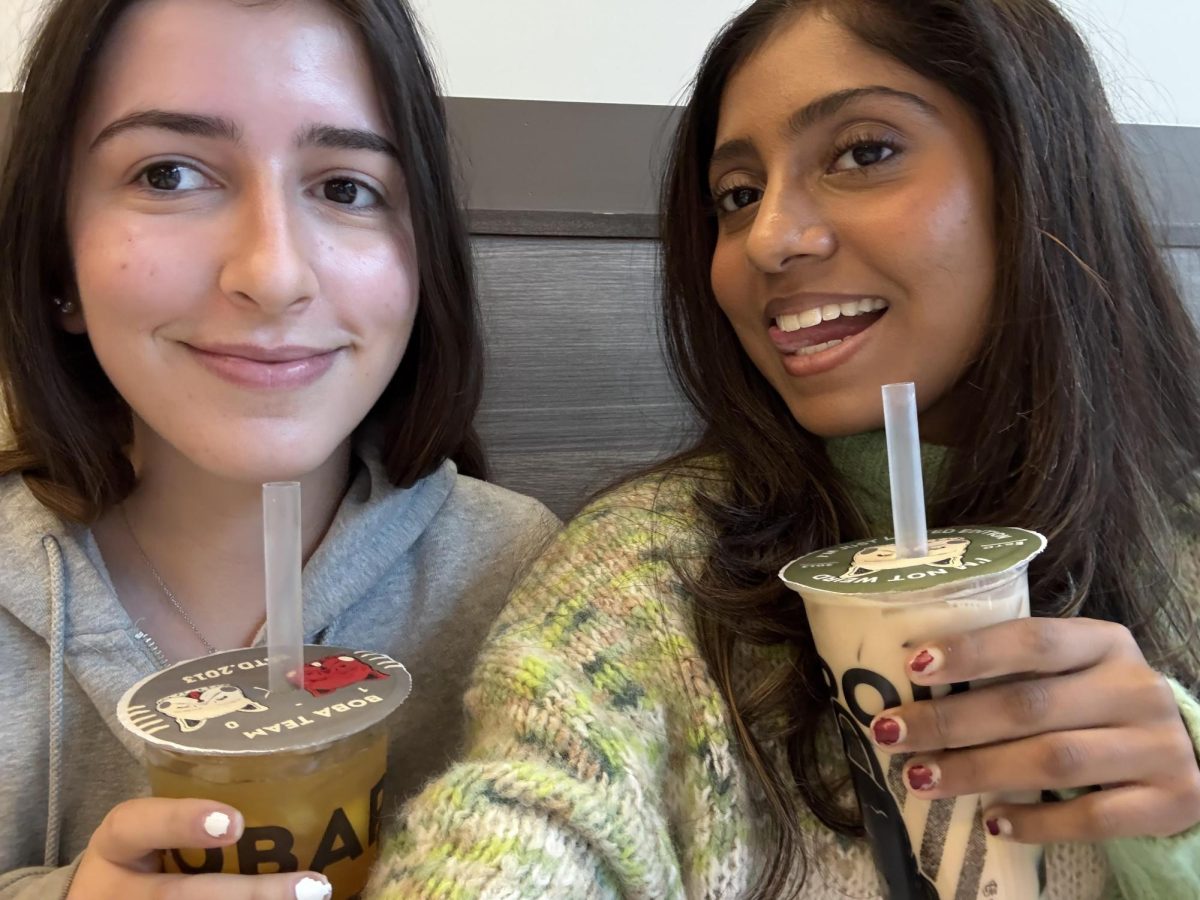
[
  {"left": 0, "top": 1, "right": 554, "bottom": 898},
  {"left": 370, "top": 1, "right": 1200, "bottom": 897}
]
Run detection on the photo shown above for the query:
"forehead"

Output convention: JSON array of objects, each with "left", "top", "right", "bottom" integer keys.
[
  {"left": 79, "top": 0, "right": 387, "bottom": 142},
  {"left": 716, "top": 12, "right": 944, "bottom": 140}
]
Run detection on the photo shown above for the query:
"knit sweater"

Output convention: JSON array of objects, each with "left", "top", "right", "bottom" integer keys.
[{"left": 368, "top": 435, "right": 1200, "bottom": 899}]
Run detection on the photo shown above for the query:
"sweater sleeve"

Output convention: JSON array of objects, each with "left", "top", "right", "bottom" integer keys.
[
  {"left": 1100, "top": 677, "right": 1200, "bottom": 899},
  {"left": 0, "top": 859, "right": 79, "bottom": 900},
  {"left": 366, "top": 480, "right": 749, "bottom": 900}
]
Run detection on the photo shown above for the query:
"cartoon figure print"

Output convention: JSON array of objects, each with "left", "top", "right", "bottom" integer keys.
[
  {"left": 840, "top": 536, "right": 971, "bottom": 579},
  {"left": 302, "top": 655, "right": 390, "bottom": 697},
  {"left": 156, "top": 685, "right": 268, "bottom": 733}
]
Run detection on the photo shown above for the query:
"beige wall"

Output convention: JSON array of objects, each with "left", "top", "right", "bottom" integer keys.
[{"left": 3, "top": 0, "right": 1200, "bottom": 124}]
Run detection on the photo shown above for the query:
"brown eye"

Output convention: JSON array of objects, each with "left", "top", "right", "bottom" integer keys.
[
  {"left": 717, "top": 186, "right": 762, "bottom": 214},
  {"left": 138, "top": 162, "right": 209, "bottom": 192},
  {"left": 831, "top": 141, "right": 898, "bottom": 173},
  {"left": 852, "top": 145, "right": 890, "bottom": 166},
  {"left": 324, "top": 179, "right": 359, "bottom": 205},
  {"left": 146, "top": 164, "right": 182, "bottom": 190}
]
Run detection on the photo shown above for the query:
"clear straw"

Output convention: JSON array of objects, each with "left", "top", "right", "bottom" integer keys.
[
  {"left": 264, "top": 482, "right": 303, "bottom": 695},
  {"left": 882, "top": 383, "right": 929, "bottom": 559}
]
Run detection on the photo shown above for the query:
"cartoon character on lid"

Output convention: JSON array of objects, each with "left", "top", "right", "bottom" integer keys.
[
  {"left": 302, "top": 655, "right": 389, "bottom": 697},
  {"left": 156, "top": 685, "right": 268, "bottom": 733},
  {"left": 840, "top": 536, "right": 972, "bottom": 579}
]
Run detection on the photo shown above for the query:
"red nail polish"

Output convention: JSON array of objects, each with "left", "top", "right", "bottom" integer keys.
[
  {"left": 986, "top": 818, "right": 1001, "bottom": 836},
  {"left": 872, "top": 717, "right": 902, "bottom": 746},
  {"left": 907, "top": 764, "right": 936, "bottom": 791},
  {"left": 910, "top": 650, "right": 936, "bottom": 673}
]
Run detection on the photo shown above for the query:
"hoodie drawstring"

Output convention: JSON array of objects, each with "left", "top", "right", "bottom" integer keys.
[{"left": 41, "top": 536, "right": 67, "bottom": 868}]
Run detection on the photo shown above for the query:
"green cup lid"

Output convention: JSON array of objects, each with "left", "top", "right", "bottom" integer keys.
[{"left": 779, "top": 525, "right": 1046, "bottom": 596}]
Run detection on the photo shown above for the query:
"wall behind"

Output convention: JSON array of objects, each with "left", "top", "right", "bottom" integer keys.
[
  {"left": 2, "top": 0, "right": 1199, "bottom": 125},
  {"left": 414, "top": 0, "right": 1194, "bottom": 124}
]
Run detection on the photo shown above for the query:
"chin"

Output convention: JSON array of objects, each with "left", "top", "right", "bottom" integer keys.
[
  {"left": 179, "top": 433, "right": 349, "bottom": 486},
  {"left": 784, "top": 395, "right": 886, "bottom": 440}
]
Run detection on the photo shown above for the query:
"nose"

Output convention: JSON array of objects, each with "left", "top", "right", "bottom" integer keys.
[
  {"left": 218, "top": 182, "right": 319, "bottom": 314},
  {"left": 744, "top": 183, "right": 837, "bottom": 274}
]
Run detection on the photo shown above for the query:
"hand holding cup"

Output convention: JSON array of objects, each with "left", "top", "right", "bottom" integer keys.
[
  {"left": 69, "top": 797, "right": 332, "bottom": 900},
  {"left": 869, "top": 617, "right": 1200, "bottom": 844}
]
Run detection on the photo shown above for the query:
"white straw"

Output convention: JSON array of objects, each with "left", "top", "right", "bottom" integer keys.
[
  {"left": 264, "top": 482, "right": 303, "bottom": 695},
  {"left": 882, "top": 383, "right": 929, "bottom": 559}
]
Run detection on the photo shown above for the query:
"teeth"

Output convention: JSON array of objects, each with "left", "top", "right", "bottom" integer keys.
[
  {"left": 796, "top": 339, "right": 843, "bottom": 357},
  {"left": 775, "top": 298, "right": 888, "bottom": 332},
  {"left": 777, "top": 309, "right": 821, "bottom": 332}
]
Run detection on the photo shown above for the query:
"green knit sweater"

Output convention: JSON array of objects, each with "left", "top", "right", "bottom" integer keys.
[{"left": 368, "top": 435, "right": 1200, "bottom": 899}]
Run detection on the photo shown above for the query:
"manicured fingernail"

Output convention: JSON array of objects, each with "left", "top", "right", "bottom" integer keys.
[
  {"left": 295, "top": 876, "right": 332, "bottom": 900},
  {"left": 986, "top": 816, "right": 1013, "bottom": 838},
  {"left": 203, "top": 811, "right": 231, "bottom": 838},
  {"left": 906, "top": 763, "right": 940, "bottom": 791},
  {"left": 909, "top": 648, "right": 943, "bottom": 675},
  {"left": 871, "top": 715, "right": 905, "bottom": 746}
]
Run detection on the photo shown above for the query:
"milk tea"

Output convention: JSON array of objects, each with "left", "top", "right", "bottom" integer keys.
[{"left": 780, "top": 526, "right": 1047, "bottom": 900}]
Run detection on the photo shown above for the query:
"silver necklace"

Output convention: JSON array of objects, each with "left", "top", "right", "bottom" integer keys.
[{"left": 119, "top": 505, "right": 218, "bottom": 655}]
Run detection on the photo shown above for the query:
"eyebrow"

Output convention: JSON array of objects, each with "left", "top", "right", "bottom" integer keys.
[
  {"left": 296, "top": 124, "right": 399, "bottom": 160},
  {"left": 90, "top": 110, "right": 241, "bottom": 152},
  {"left": 89, "top": 110, "right": 399, "bottom": 160},
  {"left": 708, "top": 86, "right": 940, "bottom": 171}
]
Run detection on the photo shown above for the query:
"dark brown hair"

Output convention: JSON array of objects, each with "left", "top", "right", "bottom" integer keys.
[
  {"left": 0, "top": 0, "right": 485, "bottom": 522},
  {"left": 657, "top": 0, "right": 1200, "bottom": 894}
]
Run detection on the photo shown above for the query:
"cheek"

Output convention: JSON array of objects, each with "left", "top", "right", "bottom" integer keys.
[
  {"left": 318, "top": 229, "right": 419, "bottom": 335},
  {"left": 877, "top": 178, "right": 996, "bottom": 334},
  {"left": 710, "top": 240, "right": 747, "bottom": 321},
  {"left": 71, "top": 217, "right": 210, "bottom": 321}
]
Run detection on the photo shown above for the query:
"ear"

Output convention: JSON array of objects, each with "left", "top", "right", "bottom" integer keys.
[
  {"left": 241, "top": 701, "right": 269, "bottom": 713},
  {"left": 177, "top": 718, "right": 205, "bottom": 733}
]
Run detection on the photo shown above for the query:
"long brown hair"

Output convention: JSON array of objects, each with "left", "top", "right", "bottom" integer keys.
[
  {"left": 657, "top": 0, "right": 1200, "bottom": 894},
  {"left": 0, "top": 0, "right": 486, "bottom": 523}
]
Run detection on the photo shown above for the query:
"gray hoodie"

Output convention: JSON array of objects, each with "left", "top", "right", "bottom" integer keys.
[{"left": 0, "top": 448, "right": 558, "bottom": 898}]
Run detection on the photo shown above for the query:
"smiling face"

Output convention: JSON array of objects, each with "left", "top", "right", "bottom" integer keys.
[
  {"left": 66, "top": 0, "right": 418, "bottom": 484},
  {"left": 707, "top": 11, "right": 997, "bottom": 441}
]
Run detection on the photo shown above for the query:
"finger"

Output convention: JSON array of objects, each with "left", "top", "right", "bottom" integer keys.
[
  {"left": 869, "top": 667, "right": 1177, "bottom": 753},
  {"left": 903, "top": 617, "right": 1143, "bottom": 684},
  {"left": 91, "top": 798, "right": 244, "bottom": 868},
  {"left": 899, "top": 726, "right": 1179, "bottom": 798},
  {"left": 984, "top": 784, "right": 1200, "bottom": 844},
  {"left": 144, "top": 871, "right": 332, "bottom": 900}
]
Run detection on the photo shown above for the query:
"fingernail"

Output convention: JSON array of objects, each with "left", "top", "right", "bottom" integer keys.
[
  {"left": 295, "top": 876, "right": 332, "bottom": 900},
  {"left": 986, "top": 816, "right": 1013, "bottom": 838},
  {"left": 906, "top": 763, "right": 940, "bottom": 791},
  {"left": 871, "top": 715, "right": 905, "bottom": 746},
  {"left": 203, "top": 811, "right": 231, "bottom": 838},
  {"left": 909, "top": 648, "right": 943, "bottom": 676}
]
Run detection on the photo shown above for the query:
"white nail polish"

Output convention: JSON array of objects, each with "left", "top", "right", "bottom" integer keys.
[
  {"left": 203, "top": 811, "right": 231, "bottom": 838},
  {"left": 295, "top": 876, "right": 332, "bottom": 900}
]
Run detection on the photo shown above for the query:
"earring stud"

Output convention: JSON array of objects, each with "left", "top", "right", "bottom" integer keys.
[{"left": 52, "top": 297, "right": 76, "bottom": 315}]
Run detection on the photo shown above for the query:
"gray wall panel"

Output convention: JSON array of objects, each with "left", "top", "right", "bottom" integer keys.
[{"left": 471, "top": 235, "right": 695, "bottom": 517}]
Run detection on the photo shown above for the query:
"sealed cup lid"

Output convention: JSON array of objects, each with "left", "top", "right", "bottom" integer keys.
[
  {"left": 779, "top": 526, "right": 1046, "bottom": 597},
  {"left": 118, "top": 645, "right": 411, "bottom": 756}
]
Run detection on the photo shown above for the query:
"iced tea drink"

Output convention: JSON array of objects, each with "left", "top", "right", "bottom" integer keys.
[
  {"left": 119, "top": 645, "right": 411, "bottom": 900},
  {"left": 780, "top": 526, "right": 1047, "bottom": 900}
]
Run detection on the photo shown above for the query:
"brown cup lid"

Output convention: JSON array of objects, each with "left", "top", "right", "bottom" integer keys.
[{"left": 117, "top": 645, "right": 411, "bottom": 756}]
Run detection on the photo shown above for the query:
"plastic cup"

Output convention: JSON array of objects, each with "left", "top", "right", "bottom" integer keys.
[
  {"left": 118, "top": 645, "right": 411, "bottom": 900},
  {"left": 780, "top": 526, "right": 1047, "bottom": 899}
]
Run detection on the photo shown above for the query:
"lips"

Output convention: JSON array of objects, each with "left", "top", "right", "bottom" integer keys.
[{"left": 186, "top": 342, "right": 341, "bottom": 390}]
